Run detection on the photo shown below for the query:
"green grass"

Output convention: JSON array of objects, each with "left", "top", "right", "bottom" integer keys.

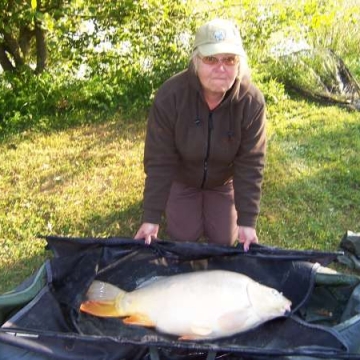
[
  {"left": 1, "top": 98, "right": 359, "bottom": 294},
  {"left": 259, "top": 98, "right": 360, "bottom": 250},
  {"left": 0, "top": 118, "right": 146, "bottom": 293}
]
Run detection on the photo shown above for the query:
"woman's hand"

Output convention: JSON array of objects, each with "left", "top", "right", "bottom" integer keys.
[
  {"left": 238, "top": 226, "right": 258, "bottom": 252},
  {"left": 134, "top": 223, "right": 159, "bottom": 245}
]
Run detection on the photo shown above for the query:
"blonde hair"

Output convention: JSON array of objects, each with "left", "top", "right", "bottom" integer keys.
[{"left": 190, "top": 48, "right": 251, "bottom": 80}]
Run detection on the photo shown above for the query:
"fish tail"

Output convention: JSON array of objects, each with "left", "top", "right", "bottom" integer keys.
[{"left": 80, "top": 280, "right": 126, "bottom": 317}]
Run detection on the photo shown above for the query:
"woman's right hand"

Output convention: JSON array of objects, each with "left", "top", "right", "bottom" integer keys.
[{"left": 134, "top": 223, "right": 159, "bottom": 245}]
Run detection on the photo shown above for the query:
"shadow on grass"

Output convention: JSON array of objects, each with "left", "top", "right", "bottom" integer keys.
[
  {"left": 0, "top": 115, "right": 148, "bottom": 293},
  {"left": 12, "top": 116, "right": 147, "bottom": 200},
  {"left": 0, "top": 201, "right": 145, "bottom": 294},
  {"left": 0, "top": 246, "right": 51, "bottom": 294},
  {"left": 68, "top": 199, "right": 168, "bottom": 241},
  {"left": 77, "top": 200, "right": 144, "bottom": 239}
]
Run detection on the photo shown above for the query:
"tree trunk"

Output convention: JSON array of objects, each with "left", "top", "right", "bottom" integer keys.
[
  {"left": 35, "top": 0, "right": 47, "bottom": 74},
  {"left": 19, "top": 26, "right": 35, "bottom": 59},
  {"left": 3, "top": 32, "right": 25, "bottom": 68},
  {"left": 0, "top": 44, "right": 16, "bottom": 72},
  {"left": 35, "top": 22, "right": 47, "bottom": 74}
]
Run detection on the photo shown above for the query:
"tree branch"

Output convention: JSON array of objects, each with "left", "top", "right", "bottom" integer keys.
[
  {"left": 3, "top": 32, "right": 25, "bottom": 68},
  {"left": 35, "top": 22, "right": 47, "bottom": 73},
  {"left": 35, "top": 0, "right": 48, "bottom": 74},
  {"left": 0, "top": 43, "right": 16, "bottom": 72},
  {"left": 19, "top": 26, "right": 35, "bottom": 59}
]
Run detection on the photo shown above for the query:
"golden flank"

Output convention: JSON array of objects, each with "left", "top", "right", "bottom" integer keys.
[{"left": 80, "top": 270, "right": 291, "bottom": 340}]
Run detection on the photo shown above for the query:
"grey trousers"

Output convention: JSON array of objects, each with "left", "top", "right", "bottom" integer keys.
[{"left": 165, "top": 181, "right": 238, "bottom": 245}]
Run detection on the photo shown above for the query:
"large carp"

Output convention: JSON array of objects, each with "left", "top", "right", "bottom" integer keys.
[{"left": 80, "top": 270, "right": 291, "bottom": 340}]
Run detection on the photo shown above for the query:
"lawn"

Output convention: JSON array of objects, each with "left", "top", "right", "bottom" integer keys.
[{"left": 0, "top": 96, "right": 359, "bottom": 293}]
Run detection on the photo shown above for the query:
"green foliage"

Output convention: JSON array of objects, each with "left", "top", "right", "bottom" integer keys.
[
  {"left": 305, "top": 0, "right": 360, "bottom": 55},
  {"left": 222, "top": 0, "right": 360, "bottom": 110},
  {"left": 0, "top": 70, "right": 118, "bottom": 137},
  {"left": 0, "top": 70, "right": 57, "bottom": 135},
  {"left": 1, "top": 0, "right": 360, "bottom": 137},
  {"left": 1, "top": 0, "right": 197, "bottom": 135},
  {"left": 265, "top": 48, "right": 359, "bottom": 105},
  {"left": 88, "top": 0, "right": 196, "bottom": 116}
]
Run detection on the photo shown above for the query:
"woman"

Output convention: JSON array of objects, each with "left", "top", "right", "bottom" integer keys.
[{"left": 134, "top": 19, "right": 266, "bottom": 251}]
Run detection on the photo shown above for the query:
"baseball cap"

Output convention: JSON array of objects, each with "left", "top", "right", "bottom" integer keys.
[{"left": 193, "top": 19, "right": 246, "bottom": 57}]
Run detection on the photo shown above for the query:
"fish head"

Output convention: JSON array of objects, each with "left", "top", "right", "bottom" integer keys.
[{"left": 247, "top": 281, "right": 292, "bottom": 319}]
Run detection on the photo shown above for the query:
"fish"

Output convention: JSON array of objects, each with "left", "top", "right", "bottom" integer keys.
[{"left": 80, "top": 270, "right": 291, "bottom": 340}]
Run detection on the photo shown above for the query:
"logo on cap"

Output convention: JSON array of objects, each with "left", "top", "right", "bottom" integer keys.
[{"left": 213, "top": 29, "right": 226, "bottom": 42}]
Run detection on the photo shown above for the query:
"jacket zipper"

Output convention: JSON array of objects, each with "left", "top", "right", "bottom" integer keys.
[{"left": 201, "top": 111, "right": 213, "bottom": 188}]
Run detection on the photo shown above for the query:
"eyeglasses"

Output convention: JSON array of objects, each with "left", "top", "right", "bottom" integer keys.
[{"left": 198, "top": 55, "right": 239, "bottom": 66}]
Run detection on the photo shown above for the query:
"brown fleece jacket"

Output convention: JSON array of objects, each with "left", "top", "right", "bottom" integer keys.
[{"left": 142, "top": 64, "right": 266, "bottom": 228}]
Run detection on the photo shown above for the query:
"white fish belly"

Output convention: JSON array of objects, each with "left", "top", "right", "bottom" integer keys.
[{"left": 122, "top": 270, "right": 261, "bottom": 338}]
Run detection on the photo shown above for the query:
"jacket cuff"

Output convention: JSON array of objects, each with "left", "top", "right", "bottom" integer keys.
[
  {"left": 237, "top": 213, "right": 257, "bottom": 228},
  {"left": 142, "top": 209, "right": 163, "bottom": 225}
]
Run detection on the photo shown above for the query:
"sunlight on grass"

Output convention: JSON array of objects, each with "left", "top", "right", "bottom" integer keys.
[
  {"left": 259, "top": 100, "right": 359, "bottom": 250},
  {"left": 0, "top": 116, "right": 146, "bottom": 292},
  {"left": 1, "top": 101, "right": 359, "bottom": 293}
]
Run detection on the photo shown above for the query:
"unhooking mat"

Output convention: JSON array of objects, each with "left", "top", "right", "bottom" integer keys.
[{"left": 1, "top": 236, "right": 360, "bottom": 360}]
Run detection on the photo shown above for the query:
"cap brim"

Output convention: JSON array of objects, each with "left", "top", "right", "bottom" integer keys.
[{"left": 197, "top": 43, "right": 246, "bottom": 57}]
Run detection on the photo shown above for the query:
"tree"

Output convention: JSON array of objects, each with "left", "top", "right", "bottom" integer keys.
[
  {"left": 0, "top": 0, "right": 198, "bottom": 135},
  {"left": 0, "top": 0, "right": 197, "bottom": 75},
  {"left": 0, "top": 0, "right": 51, "bottom": 73}
]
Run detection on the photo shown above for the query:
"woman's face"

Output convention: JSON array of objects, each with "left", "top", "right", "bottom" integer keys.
[{"left": 196, "top": 54, "right": 239, "bottom": 96}]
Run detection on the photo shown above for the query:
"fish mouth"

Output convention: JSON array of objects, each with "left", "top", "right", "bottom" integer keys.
[
  {"left": 283, "top": 301, "right": 292, "bottom": 316},
  {"left": 284, "top": 302, "right": 292, "bottom": 316}
]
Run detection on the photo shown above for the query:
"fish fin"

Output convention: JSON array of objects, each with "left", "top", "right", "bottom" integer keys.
[
  {"left": 80, "top": 300, "right": 120, "bottom": 317},
  {"left": 136, "top": 276, "right": 166, "bottom": 289},
  {"left": 178, "top": 334, "right": 201, "bottom": 341},
  {"left": 190, "top": 325, "right": 213, "bottom": 336},
  {"left": 178, "top": 326, "right": 213, "bottom": 340},
  {"left": 84, "top": 280, "right": 125, "bottom": 302},
  {"left": 218, "top": 309, "right": 256, "bottom": 332},
  {"left": 80, "top": 280, "right": 126, "bottom": 317},
  {"left": 123, "top": 313, "right": 155, "bottom": 327}
]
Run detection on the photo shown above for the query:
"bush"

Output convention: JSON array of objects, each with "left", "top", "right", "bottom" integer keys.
[
  {"left": 0, "top": 70, "right": 59, "bottom": 136},
  {"left": 1, "top": 0, "right": 360, "bottom": 138}
]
